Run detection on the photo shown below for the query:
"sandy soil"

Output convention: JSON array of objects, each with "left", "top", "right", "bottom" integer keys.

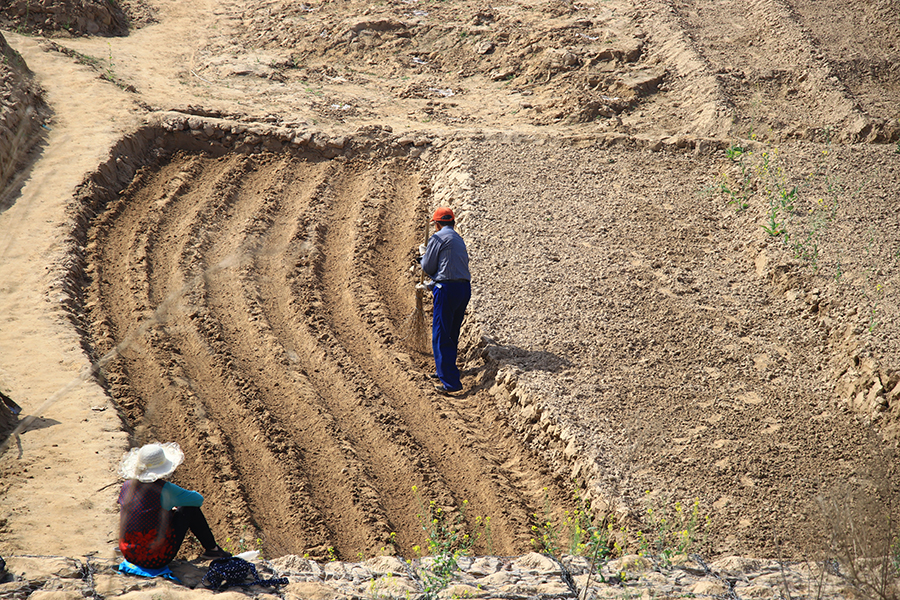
[{"left": 1, "top": 0, "right": 899, "bottom": 566}]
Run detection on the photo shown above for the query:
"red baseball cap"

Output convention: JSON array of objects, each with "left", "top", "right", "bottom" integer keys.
[{"left": 430, "top": 207, "right": 455, "bottom": 223}]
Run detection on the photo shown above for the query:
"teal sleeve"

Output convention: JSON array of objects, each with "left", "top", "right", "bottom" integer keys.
[{"left": 161, "top": 482, "right": 204, "bottom": 510}]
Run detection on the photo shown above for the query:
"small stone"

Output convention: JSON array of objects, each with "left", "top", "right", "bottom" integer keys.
[
  {"left": 284, "top": 581, "right": 350, "bottom": 600},
  {"left": 476, "top": 570, "right": 518, "bottom": 586},
  {"left": 365, "top": 555, "right": 408, "bottom": 575},
  {"left": 690, "top": 580, "right": 728, "bottom": 595},
  {"left": 27, "top": 591, "right": 84, "bottom": 600},
  {"left": 5, "top": 556, "right": 83, "bottom": 579},
  {"left": 734, "top": 584, "right": 778, "bottom": 598},
  {"left": 476, "top": 41, "right": 495, "bottom": 55},
  {"left": 511, "top": 551, "right": 560, "bottom": 575},
  {"left": 439, "top": 584, "right": 486, "bottom": 598},
  {"left": 709, "top": 556, "right": 761, "bottom": 575},
  {"left": 607, "top": 554, "right": 652, "bottom": 574}
]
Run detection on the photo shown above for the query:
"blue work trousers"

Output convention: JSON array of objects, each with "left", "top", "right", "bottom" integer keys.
[{"left": 432, "top": 281, "right": 471, "bottom": 391}]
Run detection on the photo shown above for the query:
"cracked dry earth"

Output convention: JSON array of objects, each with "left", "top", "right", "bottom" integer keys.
[{"left": 1, "top": 0, "right": 900, "bottom": 567}]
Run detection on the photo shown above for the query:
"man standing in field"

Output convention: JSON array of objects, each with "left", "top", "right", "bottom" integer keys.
[{"left": 420, "top": 207, "right": 471, "bottom": 394}]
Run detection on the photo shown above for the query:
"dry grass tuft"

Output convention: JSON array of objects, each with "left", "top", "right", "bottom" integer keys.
[{"left": 817, "top": 454, "right": 900, "bottom": 600}]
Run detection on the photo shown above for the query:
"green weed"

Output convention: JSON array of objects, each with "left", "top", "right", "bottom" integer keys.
[
  {"left": 711, "top": 138, "right": 880, "bottom": 282},
  {"left": 222, "top": 524, "right": 264, "bottom": 557},
  {"left": 530, "top": 488, "right": 561, "bottom": 556},
  {"left": 103, "top": 42, "right": 116, "bottom": 82},
  {"left": 715, "top": 144, "right": 752, "bottom": 211},
  {"left": 636, "top": 493, "right": 708, "bottom": 567},
  {"left": 529, "top": 486, "right": 617, "bottom": 561},
  {"left": 474, "top": 515, "right": 493, "bottom": 555},
  {"left": 413, "top": 486, "right": 475, "bottom": 600}
]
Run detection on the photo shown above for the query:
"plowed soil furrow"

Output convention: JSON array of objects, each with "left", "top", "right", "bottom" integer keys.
[
  {"left": 317, "top": 161, "right": 573, "bottom": 554},
  {"left": 84, "top": 148, "right": 579, "bottom": 558},
  {"left": 287, "top": 162, "right": 468, "bottom": 555},
  {"left": 136, "top": 156, "right": 318, "bottom": 552},
  {"left": 788, "top": 0, "right": 900, "bottom": 124},
  {"left": 198, "top": 155, "right": 400, "bottom": 556},
  {"left": 632, "top": 0, "right": 733, "bottom": 137},
  {"left": 92, "top": 156, "right": 327, "bottom": 554},
  {"left": 170, "top": 157, "right": 344, "bottom": 556},
  {"left": 87, "top": 157, "right": 261, "bottom": 537},
  {"left": 669, "top": 0, "right": 863, "bottom": 136}
]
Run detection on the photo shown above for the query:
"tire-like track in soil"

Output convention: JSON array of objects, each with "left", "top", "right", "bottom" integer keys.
[
  {"left": 84, "top": 150, "right": 570, "bottom": 559},
  {"left": 637, "top": 0, "right": 897, "bottom": 140}
]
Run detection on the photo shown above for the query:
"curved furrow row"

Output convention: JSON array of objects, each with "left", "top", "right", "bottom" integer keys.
[
  {"left": 199, "top": 155, "right": 403, "bottom": 556},
  {"left": 335, "top": 161, "right": 568, "bottom": 553},
  {"left": 788, "top": 0, "right": 900, "bottom": 130},
  {"left": 87, "top": 156, "right": 260, "bottom": 538},
  {"left": 86, "top": 158, "right": 203, "bottom": 423},
  {"left": 135, "top": 156, "right": 281, "bottom": 543},
  {"left": 368, "top": 172, "right": 429, "bottom": 352},
  {"left": 232, "top": 159, "right": 427, "bottom": 556},
  {"left": 278, "top": 159, "right": 464, "bottom": 556},
  {"left": 151, "top": 156, "right": 342, "bottom": 556}
]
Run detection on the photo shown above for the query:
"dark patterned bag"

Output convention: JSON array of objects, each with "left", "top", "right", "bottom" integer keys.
[{"left": 200, "top": 557, "right": 288, "bottom": 590}]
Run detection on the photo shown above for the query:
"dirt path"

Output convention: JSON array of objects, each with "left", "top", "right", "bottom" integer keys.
[{"left": 0, "top": 32, "right": 141, "bottom": 557}]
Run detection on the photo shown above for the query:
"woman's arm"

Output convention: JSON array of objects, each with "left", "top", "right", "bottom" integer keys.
[{"left": 161, "top": 481, "right": 203, "bottom": 510}]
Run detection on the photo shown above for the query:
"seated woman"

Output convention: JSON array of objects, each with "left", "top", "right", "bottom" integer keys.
[{"left": 118, "top": 442, "right": 230, "bottom": 569}]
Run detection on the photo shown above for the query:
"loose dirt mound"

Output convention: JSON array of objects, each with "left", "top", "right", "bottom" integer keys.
[
  {"left": 0, "top": 33, "right": 48, "bottom": 208},
  {"left": 0, "top": 0, "right": 131, "bottom": 37},
  {"left": 186, "top": 0, "right": 900, "bottom": 142}
]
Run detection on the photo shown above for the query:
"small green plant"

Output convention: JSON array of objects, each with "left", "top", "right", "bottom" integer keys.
[
  {"left": 103, "top": 43, "right": 116, "bottom": 82},
  {"left": 761, "top": 208, "right": 786, "bottom": 238},
  {"left": 636, "top": 492, "right": 708, "bottom": 566},
  {"left": 378, "top": 531, "right": 398, "bottom": 556},
  {"left": 474, "top": 515, "right": 493, "bottom": 555},
  {"left": 530, "top": 488, "right": 561, "bottom": 556},
  {"left": 222, "top": 525, "right": 264, "bottom": 557},
  {"left": 716, "top": 144, "right": 752, "bottom": 211},
  {"left": 725, "top": 144, "right": 744, "bottom": 161},
  {"left": 528, "top": 485, "right": 617, "bottom": 561},
  {"left": 18, "top": 3, "right": 30, "bottom": 34},
  {"left": 413, "top": 486, "right": 475, "bottom": 600}
]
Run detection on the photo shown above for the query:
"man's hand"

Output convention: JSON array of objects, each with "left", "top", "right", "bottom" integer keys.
[{"left": 418, "top": 243, "right": 427, "bottom": 256}]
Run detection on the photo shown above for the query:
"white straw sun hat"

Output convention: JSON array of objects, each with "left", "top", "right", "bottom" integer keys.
[{"left": 119, "top": 442, "right": 185, "bottom": 482}]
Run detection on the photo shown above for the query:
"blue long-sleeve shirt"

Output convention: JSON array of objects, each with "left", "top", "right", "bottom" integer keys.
[
  {"left": 421, "top": 225, "right": 470, "bottom": 282},
  {"left": 160, "top": 482, "right": 203, "bottom": 510}
]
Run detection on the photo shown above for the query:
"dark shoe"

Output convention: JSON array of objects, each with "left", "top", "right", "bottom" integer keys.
[
  {"left": 429, "top": 373, "right": 440, "bottom": 380},
  {"left": 434, "top": 384, "right": 462, "bottom": 394},
  {"left": 200, "top": 547, "right": 232, "bottom": 560}
]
